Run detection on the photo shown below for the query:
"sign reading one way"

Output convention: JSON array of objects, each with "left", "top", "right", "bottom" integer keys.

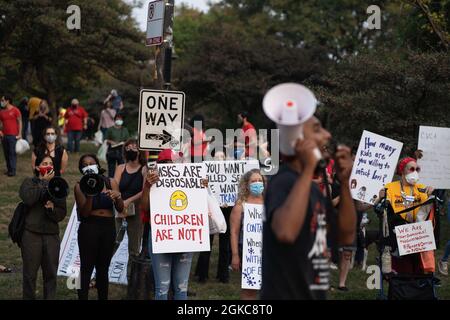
[
  {"left": 138, "top": 89, "right": 185, "bottom": 152},
  {"left": 146, "top": 0, "right": 165, "bottom": 46}
]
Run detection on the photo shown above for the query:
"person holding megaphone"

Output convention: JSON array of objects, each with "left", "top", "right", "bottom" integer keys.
[
  {"left": 19, "top": 155, "right": 68, "bottom": 299},
  {"left": 260, "top": 83, "right": 356, "bottom": 300},
  {"left": 74, "top": 154, "right": 124, "bottom": 300}
]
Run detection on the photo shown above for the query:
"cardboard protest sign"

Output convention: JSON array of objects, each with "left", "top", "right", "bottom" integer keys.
[
  {"left": 241, "top": 204, "right": 264, "bottom": 290},
  {"left": 57, "top": 205, "right": 129, "bottom": 286},
  {"left": 350, "top": 131, "right": 403, "bottom": 204},
  {"left": 395, "top": 220, "right": 436, "bottom": 256},
  {"left": 150, "top": 163, "right": 210, "bottom": 254},
  {"left": 204, "top": 160, "right": 260, "bottom": 206},
  {"left": 417, "top": 126, "right": 450, "bottom": 189}
]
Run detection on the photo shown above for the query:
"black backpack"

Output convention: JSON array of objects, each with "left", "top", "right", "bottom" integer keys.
[{"left": 8, "top": 202, "right": 29, "bottom": 247}]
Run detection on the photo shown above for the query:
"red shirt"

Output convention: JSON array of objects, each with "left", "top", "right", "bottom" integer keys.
[
  {"left": 0, "top": 106, "right": 21, "bottom": 136},
  {"left": 64, "top": 106, "right": 88, "bottom": 131},
  {"left": 190, "top": 128, "right": 208, "bottom": 158},
  {"left": 242, "top": 122, "right": 256, "bottom": 157}
]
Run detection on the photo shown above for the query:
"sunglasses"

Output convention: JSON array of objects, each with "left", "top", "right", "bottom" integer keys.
[{"left": 408, "top": 167, "right": 421, "bottom": 173}]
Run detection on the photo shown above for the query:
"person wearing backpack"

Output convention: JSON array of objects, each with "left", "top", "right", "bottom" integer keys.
[
  {"left": 18, "top": 155, "right": 67, "bottom": 299},
  {"left": 74, "top": 154, "right": 124, "bottom": 300}
]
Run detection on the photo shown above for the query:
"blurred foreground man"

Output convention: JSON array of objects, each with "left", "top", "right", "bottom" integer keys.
[{"left": 261, "top": 115, "right": 356, "bottom": 299}]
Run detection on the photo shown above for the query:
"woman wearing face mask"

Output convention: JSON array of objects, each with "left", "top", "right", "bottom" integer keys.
[
  {"left": 74, "top": 154, "right": 124, "bottom": 300},
  {"left": 113, "top": 139, "right": 147, "bottom": 280},
  {"left": 105, "top": 114, "right": 129, "bottom": 178},
  {"left": 19, "top": 155, "right": 67, "bottom": 299},
  {"left": 32, "top": 126, "right": 69, "bottom": 176},
  {"left": 230, "top": 168, "right": 265, "bottom": 300},
  {"left": 378, "top": 157, "right": 435, "bottom": 274},
  {"left": 31, "top": 100, "right": 52, "bottom": 146}
]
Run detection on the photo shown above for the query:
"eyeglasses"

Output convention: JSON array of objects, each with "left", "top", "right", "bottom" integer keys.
[{"left": 408, "top": 167, "right": 421, "bottom": 173}]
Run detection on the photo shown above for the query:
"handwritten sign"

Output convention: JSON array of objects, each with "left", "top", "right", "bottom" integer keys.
[
  {"left": 150, "top": 163, "right": 210, "bottom": 254},
  {"left": 350, "top": 131, "right": 403, "bottom": 204},
  {"left": 241, "top": 204, "right": 263, "bottom": 290},
  {"left": 204, "top": 160, "right": 260, "bottom": 206},
  {"left": 57, "top": 205, "right": 129, "bottom": 285},
  {"left": 395, "top": 220, "right": 436, "bottom": 256},
  {"left": 417, "top": 126, "right": 450, "bottom": 189}
]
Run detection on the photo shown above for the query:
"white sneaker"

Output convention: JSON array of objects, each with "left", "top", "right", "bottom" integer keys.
[
  {"left": 438, "top": 259, "right": 448, "bottom": 276},
  {"left": 330, "top": 263, "right": 338, "bottom": 270}
]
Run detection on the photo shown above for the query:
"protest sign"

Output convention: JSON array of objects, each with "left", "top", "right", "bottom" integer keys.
[
  {"left": 350, "top": 131, "right": 403, "bottom": 204},
  {"left": 417, "top": 126, "right": 450, "bottom": 189},
  {"left": 204, "top": 160, "right": 260, "bottom": 206},
  {"left": 395, "top": 220, "right": 436, "bottom": 256},
  {"left": 57, "top": 205, "right": 129, "bottom": 286},
  {"left": 150, "top": 163, "right": 210, "bottom": 254},
  {"left": 241, "top": 204, "right": 264, "bottom": 290}
]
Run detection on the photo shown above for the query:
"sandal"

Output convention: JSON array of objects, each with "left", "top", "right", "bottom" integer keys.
[{"left": 0, "top": 266, "right": 12, "bottom": 273}]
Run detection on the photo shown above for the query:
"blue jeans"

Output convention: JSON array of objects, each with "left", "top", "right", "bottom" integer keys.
[
  {"left": 2, "top": 135, "right": 17, "bottom": 175},
  {"left": 442, "top": 240, "right": 450, "bottom": 262},
  {"left": 148, "top": 231, "right": 193, "bottom": 300},
  {"left": 67, "top": 130, "right": 82, "bottom": 153}
]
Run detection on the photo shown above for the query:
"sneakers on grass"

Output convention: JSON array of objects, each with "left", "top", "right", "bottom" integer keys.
[{"left": 438, "top": 259, "right": 448, "bottom": 276}]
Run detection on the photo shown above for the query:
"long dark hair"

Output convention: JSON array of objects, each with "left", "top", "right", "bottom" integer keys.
[
  {"left": 34, "top": 125, "right": 61, "bottom": 157},
  {"left": 123, "top": 139, "right": 146, "bottom": 166},
  {"left": 78, "top": 154, "right": 106, "bottom": 175}
]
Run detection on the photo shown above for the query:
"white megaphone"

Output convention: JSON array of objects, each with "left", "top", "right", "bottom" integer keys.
[{"left": 262, "top": 83, "right": 323, "bottom": 161}]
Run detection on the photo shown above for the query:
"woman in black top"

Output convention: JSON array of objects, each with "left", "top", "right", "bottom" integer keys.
[
  {"left": 32, "top": 125, "right": 69, "bottom": 176},
  {"left": 31, "top": 100, "right": 52, "bottom": 146},
  {"left": 113, "top": 139, "right": 147, "bottom": 280},
  {"left": 74, "top": 154, "right": 124, "bottom": 300}
]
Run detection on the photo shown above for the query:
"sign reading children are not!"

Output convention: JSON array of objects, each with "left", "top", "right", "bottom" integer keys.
[
  {"left": 350, "top": 130, "right": 403, "bottom": 205},
  {"left": 150, "top": 163, "right": 210, "bottom": 254}
]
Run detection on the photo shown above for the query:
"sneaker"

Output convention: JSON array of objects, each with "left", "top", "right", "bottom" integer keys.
[
  {"left": 330, "top": 263, "right": 338, "bottom": 270},
  {"left": 338, "top": 286, "right": 349, "bottom": 292},
  {"left": 438, "top": 259, "right": 448, "bottom": 276}
]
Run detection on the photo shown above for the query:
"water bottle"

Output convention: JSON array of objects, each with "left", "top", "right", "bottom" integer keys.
[{"left": 381, "top": 246, "right": 392, "bottom": 274}]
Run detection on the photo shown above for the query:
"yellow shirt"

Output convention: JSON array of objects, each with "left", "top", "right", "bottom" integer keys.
[
  {"left": 385, "top": 180, "right": 428, "bottom": 221},
  {"left": 58, "top": 108, "right": 67, "bottom": 127},
  {"left": 28, "top": 97, "right": 42, "bottom": 119}
]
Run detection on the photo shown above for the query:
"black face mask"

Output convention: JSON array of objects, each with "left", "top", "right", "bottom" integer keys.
[{"left": 126, "top": 150, "right": 138, "bottom": 162}]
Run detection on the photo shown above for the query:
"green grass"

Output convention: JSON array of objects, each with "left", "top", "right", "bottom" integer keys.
[{"left": 0, "top": 142, "right": 449, "bottom": 299}]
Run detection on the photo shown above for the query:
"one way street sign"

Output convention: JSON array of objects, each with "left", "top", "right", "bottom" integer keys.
[{"left": 138, "top": 89, "right": 185, "bottom": 152}]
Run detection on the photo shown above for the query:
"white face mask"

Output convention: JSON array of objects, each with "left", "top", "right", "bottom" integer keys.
[
  {"left": 82, "top": 164, "right": 99, "bottom": 175},
  {"left": 0, "top": 101, "right": 6, "bottom": 108},
  {"left": 115, "top": 120, "right": 123, "bottom": 126},
  {"left": 45, "top": 134, "right": 57, "bottom": 144},
  {"left": 405, "top": 171, "right": 419, "bottom": 185}
]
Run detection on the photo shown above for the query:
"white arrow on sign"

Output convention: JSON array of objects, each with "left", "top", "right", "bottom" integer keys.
[
  {"left": 146, "top": 0, "right": 165, "bottom": 46},
  {"left": 138, "top": 89, "right": 185, "bottom": 152}
]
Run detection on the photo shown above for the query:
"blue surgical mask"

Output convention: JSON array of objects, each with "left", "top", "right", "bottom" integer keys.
[{"left": 249, "top": 182, "right": 264, "bottom": 196}]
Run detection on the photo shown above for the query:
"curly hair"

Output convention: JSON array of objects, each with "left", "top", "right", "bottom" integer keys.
[{"left": 236, "top": 169, "right": 266, "bottom": 204}]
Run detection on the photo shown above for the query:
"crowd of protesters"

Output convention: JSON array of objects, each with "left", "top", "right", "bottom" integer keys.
[{"left": 0, "top": 88, "right": 448, "bottom": 302}]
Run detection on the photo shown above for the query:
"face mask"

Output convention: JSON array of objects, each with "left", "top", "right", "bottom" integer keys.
[
  {"left": 0, "top": 101, "right": 6, "bottom": 108},
  {"left": 126, "top": 150, "right": 138, "bottom": 161},
  {"left": 45, "top": 134, "right": 57, "bottom": 144},
  {"left": 82, "top": 164, "right": 99, "bottom": 175},
  {"left": 38, "top": 166, "right": 53, "bottom": 176},
  {"left": 405, "top": 171, "right": 419, "bottom": 185},
  {"left": 71, "top": 104, "right": 77, "bottom": 109},
  {"left": 249, "top": 182, "right": 264, "bottom": 196},
  {"left": 115, "top": 120, "right": 123, "bottom": 126}
]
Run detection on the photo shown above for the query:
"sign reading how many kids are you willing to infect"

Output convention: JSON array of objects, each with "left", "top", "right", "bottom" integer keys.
[
  {"left": 350, "top": 130, "right": 403, "bottom": 205},
  {"left": 150, "top": 163, "right": 210, "bottom": 254}
]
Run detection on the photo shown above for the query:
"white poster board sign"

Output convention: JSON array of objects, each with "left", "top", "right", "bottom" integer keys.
[
  {"left": 241, "top": 204, "right": 263, "bottom": 290},
  {"left": 150, "top": 163, "right": 210, "bottom": 254},
  {"left": 350, "top": 131, "right": 403, "bottom": 204},
  {"left": 395, "top": 220, "right": 436, "bottom": 256},
  {"left": 417, "top": 126, "right": 450, "bottom": 189},
  {"left": 57, "top": 205, "right": 129, "bottom": 286},
  {"left": 204, "top": 160, "right": 260, "bottom": 206}
]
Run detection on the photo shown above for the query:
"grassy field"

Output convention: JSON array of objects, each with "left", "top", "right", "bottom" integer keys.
[{"left": 0, "top": 142, "right": 449, "bottom": 300}]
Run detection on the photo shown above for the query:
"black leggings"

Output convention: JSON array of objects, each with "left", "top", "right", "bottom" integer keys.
[{"left": 77, "top": 216, "right": 115, "bottom": 300}]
